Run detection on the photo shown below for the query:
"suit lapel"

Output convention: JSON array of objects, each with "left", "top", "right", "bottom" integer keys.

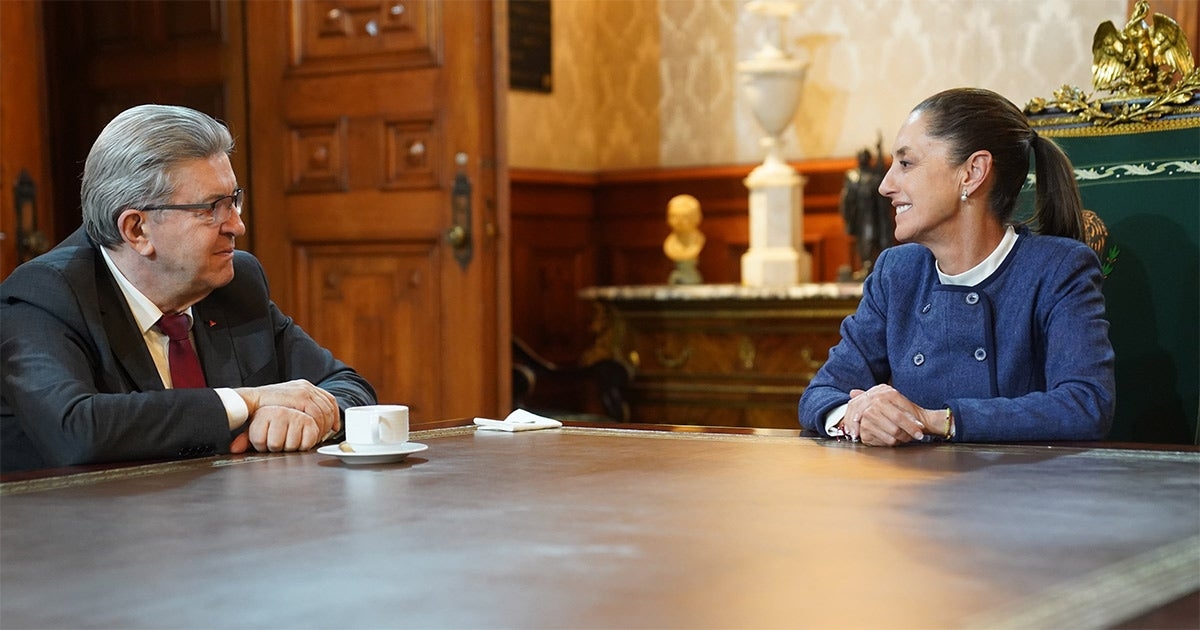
[
  {"left": 193, "top": 301, "right": 241, "bottom": 387},
  {"left": 92, "top": 253, "right": 165, "bottom": 391}
]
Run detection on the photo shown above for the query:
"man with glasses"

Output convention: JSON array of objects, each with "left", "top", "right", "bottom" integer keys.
[{"left": 0, "top": 104, "right": 377, "bottom": 472}]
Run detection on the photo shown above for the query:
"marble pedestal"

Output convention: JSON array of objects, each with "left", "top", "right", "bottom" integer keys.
[{"left": 741, "top": 160, "right": 811, "bottom": 285}]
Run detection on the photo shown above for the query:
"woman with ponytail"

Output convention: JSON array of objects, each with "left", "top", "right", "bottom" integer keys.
[{"left": 799, "top": 87, "right": 1114, "bottom": 446}]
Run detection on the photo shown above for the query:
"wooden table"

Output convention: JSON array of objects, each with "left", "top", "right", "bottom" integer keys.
[{"left": 2, "top": 424, "right": 1198, "bottom": 629}]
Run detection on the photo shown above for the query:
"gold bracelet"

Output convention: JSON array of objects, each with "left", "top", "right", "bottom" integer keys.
[{"left": 943, "top": 407, "right": 954, "bottom": 440}]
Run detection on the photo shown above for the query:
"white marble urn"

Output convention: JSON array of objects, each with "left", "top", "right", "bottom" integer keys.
[
  {"left": 738, "top": 0, "right": 812, "bottom": 286},
  {"left": 739, "top": 52, "right": 807, "bottom": 169}
]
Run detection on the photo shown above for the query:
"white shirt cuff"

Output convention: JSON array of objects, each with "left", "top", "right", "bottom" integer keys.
[
  {"left": 824, "top": 403, "right": 849, "bottom": 436},
  {"left": 216, "top": 387, "right": 249, "bottom": 428}
]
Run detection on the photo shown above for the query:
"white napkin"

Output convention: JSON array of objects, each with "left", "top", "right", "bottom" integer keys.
[{"left": 473, "top": 409, "right": 563, "bottom": 432}]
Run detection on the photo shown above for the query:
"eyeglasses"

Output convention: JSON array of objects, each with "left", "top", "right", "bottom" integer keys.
[{"left": 142, "top": 188, "right": 244, "bottom": 225}]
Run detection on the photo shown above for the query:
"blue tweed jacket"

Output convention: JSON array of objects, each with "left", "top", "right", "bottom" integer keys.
[{"left": 799, "top": 227, "right": 1115, "bottom": 441}]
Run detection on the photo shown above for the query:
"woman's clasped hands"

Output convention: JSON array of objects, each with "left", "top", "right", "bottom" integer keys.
[{"left": 839, "top": 384, "right": 944, "bottom": 446}]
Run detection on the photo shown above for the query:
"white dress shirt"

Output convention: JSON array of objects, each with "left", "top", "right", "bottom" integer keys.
[{"left": 99, "top": 247, "right": 249, "bottom": 426}]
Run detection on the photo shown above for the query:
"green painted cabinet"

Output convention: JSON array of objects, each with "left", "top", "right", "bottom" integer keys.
[{"left": 1029, "top": 103, "right": 1199, "bottom": 443}]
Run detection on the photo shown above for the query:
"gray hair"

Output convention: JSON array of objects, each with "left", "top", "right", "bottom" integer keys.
[{"left": 81, "top": 104, "right": 234, "bottom": 247}]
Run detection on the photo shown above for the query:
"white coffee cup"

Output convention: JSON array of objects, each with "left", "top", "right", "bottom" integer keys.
[{"left": 345, "top": 405, "right": 409, "bottom": 448}]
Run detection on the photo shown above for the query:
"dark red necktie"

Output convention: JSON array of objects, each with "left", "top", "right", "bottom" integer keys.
[{"left": 156, "top": 313, "right": 207, "bottom": 388}]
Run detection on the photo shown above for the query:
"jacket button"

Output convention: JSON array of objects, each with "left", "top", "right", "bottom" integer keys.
[
  {"left": 974, "top": 347, "right": 987, "bottom": 361},
  {"left": 913, "top": 353, "right": 925, "bottom": 366},
  {"left": 921, "top": 303, "right": 931, "bottom": 314},
  {"left": 966, "top": 292, "right": 979, "bottom": 305}
]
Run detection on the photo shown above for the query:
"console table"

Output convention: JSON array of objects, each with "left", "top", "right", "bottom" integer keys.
[{"left": 580, "top": 283, "right": 862, "bottom": 429}]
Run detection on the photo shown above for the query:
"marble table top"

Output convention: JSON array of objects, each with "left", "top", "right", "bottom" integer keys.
[{"left": 579, "top": 282, "right": 864, "bottom": 302}]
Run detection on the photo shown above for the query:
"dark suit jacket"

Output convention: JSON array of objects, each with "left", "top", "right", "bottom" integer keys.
[{"left": 0, "top": 228, "right": 377, "bottom": 472}]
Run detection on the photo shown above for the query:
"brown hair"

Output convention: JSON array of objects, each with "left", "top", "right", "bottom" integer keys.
[{"left": 912, "top": 88, "right": 1084, "bottom": 241}]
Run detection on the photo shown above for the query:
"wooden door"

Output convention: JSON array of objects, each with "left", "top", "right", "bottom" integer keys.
[
  {"left": 0, "top": 0, "right": 55, "bottom": 278},
  {"left": 244, "top": 0, "right": 508, "bottom": 426},
  {"left": 39, "top": 0, "right": 249, "bottom": 250}
]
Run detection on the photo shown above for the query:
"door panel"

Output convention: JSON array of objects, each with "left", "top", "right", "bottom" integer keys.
[
  {"left": 246, "top": 0, "right": 505, "bottom": 426},
  {"left": 298, "top": 243, "right": 441, "bottom": 417},
  {"left": 0, "top": 0, "right": 56, "bottom": 278}
]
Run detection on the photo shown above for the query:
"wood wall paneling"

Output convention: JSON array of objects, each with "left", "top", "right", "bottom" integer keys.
[
  {"left": 592, "top": 160, "right": 858, "bottom": 287},
  {"left": 510, "top": 158, "right": 862, "bottom": 371},
  {"left": 510, "top": 170, "right": 599, "bottom": 364}
]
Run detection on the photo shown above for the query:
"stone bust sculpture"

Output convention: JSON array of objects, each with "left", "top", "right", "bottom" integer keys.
[{"left": 663, "top": 194, "right": 705, "bottom": 284}]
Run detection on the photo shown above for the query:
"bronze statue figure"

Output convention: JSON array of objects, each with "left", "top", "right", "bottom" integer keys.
[{"left": 839, "top": 138, "right": 893, "bottom": 278}]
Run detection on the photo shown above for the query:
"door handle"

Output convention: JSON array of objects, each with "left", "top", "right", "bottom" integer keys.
[
  {"left": 445, "top": 152, "right": 472, "bottom": 269},
  {"left": 13, "top": 169, "right": 50, "bottom": 263},
  {"left": 446, "top": 224, "right": 467, "bottom": 247}
]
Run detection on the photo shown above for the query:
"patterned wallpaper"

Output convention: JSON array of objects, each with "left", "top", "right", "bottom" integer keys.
[
  {"left": 506, "top": 0, "right": 1127, "bottom": 171},
  {"left": 507, "top": 0, "right": 600, "bottom": 172},
  {"left": 659, "top": 0, "right": 738, "bottom": 168},
  {"left": 593, "top": 0, "right": 663, "bottom": 169}
]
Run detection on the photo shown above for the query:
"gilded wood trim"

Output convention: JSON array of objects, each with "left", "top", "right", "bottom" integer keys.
[{"left": 1032, "top": 110, "right": 1200, "bottom": 137}]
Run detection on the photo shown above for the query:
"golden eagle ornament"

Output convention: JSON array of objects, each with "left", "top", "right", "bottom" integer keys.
[
  {"left": 1026, "top": 1, "right": 1199, "bottom": 126},
  {"left": 1092, "top": 0, "right": 1195, "bottom": 95}
]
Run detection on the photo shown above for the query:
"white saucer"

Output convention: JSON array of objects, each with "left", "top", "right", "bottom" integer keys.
[{"left": 317, "top": 442, "right": 427, "bottom": 465}]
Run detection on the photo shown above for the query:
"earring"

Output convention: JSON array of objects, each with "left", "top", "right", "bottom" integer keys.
[{"left": 960, "top": 190, "right": 969, "bottom": 201}]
